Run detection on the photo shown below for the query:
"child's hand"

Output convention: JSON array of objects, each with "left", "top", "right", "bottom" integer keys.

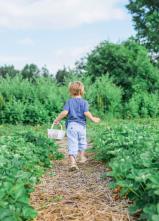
[
  {"left": 54, "top": 119, "right": 60, "bottom": 125},
  {"left": 93, "top": 117, "right": 101, "bottom": 123}
]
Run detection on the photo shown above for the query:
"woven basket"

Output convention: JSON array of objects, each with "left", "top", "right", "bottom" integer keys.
[{"left": 48, "top": 123, "right": 65, "bottom": 140}]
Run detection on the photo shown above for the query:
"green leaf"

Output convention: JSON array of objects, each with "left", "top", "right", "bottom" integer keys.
[
  {"left": 10, "top": 183, "right": 26, "bottom": 201},
  {"left": 3, "top": 216, "right": 18, "bottom": 221},
  {"left": 0, "top": 208, "right": 12, "bottom": 219},
  {"left": 22, "top": 206, "right": 37, "bottom": 219},
  {"left": 154, "top": 190, "right": 159, "bottom": 195},
  {"left": 157, "top": 204, "right": 159, "bottom": 214},
  {"left": 152, "top": 215, "right": 159, "bottom": 221}
]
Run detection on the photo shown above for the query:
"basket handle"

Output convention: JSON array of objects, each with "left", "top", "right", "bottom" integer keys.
[{"left": 51, "top": 123, "right": 63, "bottom": 130}]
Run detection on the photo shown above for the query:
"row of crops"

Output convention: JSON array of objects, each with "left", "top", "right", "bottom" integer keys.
[
  {"left": 0, "top": 125, "right": 63, "bottom": 221},
  {"left": 90, "top": 121, "right": 159, "bottom": 221}
]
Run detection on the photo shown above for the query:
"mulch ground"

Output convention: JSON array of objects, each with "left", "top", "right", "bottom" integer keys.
[{"left": 30, "top": 138, "right": 134, "bottom": 221}]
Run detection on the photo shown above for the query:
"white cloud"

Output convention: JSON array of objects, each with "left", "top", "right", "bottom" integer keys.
[
  {"left": 0, "top": 0, "right": 127, "bottom": 29},
  {"left": 18, "top": 37, "right": 34, "bottom": 46},
  {"left": 56, "top": 46, "right": 90, "bottom": 62},
  {"left": 0, "top": 55, "right": 29, "bottom": 63},
  {"left": 0, "top": 43, "right": 96, "bottom": 73},
  {"left": 47, "top": 42, "right": 100, "bottom": 73}
]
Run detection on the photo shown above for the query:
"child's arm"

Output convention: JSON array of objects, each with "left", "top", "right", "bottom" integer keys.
[
  {"left": 84, "top": 111, "right": 100, "bottom": 123},
  {"left": 54, "top": 110, "right": 68, "bottom": 125}
]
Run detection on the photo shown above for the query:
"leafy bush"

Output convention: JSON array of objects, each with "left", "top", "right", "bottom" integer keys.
[
  {"left": 90, "top": 122, "right": 159, "bottom": 220},
  {"left": 0, "top": 65, "right": 19, "bottom": 78},
  {"left": 1, "top": 40, "right": 159, "bottom": 120},
  {"left": 125, "top": 92, "right": 159, "bottom": 118},
  {"left": 86, "top": 75, "right": 122, "bottom": 117},
  {"left": 0, "top": 75, "right": 67, "bottom": 124},
  {"left": 0, "top": 126, "right": 63, "bottom": 221},
  {"left": 84, "top": 39, "right": 159, "bottom": 101}
]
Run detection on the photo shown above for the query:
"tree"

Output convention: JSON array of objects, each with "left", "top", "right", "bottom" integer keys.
[
  {"left": 55, "top": 67, "right": 71, "bottom": 85},
  {"left": 84, "top": 40, "right": 159, "bottom": 101},
  {"left": 40, "top": 66, "right": 50, "bottom": 78},
  {"left": 0, "top": 65, "right": 18, "bottom": 78},
  {"left": 127, "top": 0, "right": 159, "bottom": 54},
  {"left": 21, "top": 64, "right": 40, "bottom": 80}
]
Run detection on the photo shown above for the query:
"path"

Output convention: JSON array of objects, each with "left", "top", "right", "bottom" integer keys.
[{"left": 31, "top": 138, "right": 133, "bottom": 221}]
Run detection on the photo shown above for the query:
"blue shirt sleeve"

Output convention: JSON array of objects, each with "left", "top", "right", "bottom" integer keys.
[
  {"left": 63, "top": 100, "right": 69, "bottom": 111},
  {"left": 84, "top": 101, "right": 89, "bottom": 112}
]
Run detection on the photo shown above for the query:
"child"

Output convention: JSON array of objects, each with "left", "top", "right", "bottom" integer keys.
[{"left": 54, "top": 81, "right": 100, "bottom": 171}]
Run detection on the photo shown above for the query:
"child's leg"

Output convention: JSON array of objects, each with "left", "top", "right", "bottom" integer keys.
[
  {"left": 69, "top": 155, "right": 76, "bottom": 164},
  {"left": 78, "top": 151, "right": 87, "bottom": 162},
  {"left": 79, "top": 151, "right": 85, "bottom": 158},
  {"left": 78, "top": 125, "right": 87, "bottom": 163},
  {"left": 67, "top": 123, "right": 79, "bottom": 170}
]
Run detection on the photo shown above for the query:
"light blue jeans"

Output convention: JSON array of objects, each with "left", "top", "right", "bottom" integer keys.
[{"left": 67, "top": 122, "right": 87, "bottom": 158}]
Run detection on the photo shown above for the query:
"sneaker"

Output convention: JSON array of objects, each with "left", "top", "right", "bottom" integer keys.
[
  {"left": 69, "top": 162, "right": 79, "bottom": 171},
  {"left": 79, "top": 156, "right": 87, "bottom": 164}
]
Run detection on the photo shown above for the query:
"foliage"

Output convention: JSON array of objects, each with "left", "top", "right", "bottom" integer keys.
[
  {"left": 84, "top": 39, "right": 159, "bottom": 101},
  {"left": 125, "top": 92, "right": 159, "bottom": 118},
  {"left": 0, "top": 65, "right": 19, "bottom": 78},
  {"left": 1, "top": 39, "right": 159, "bottom": 120},
  {"left": 0, "top": 75, "right": 68, "bottom": 124},
  {"left": 90, "top": 121, "right": 159, "bottom": 221},
  {"left": 0, "top": 64, "right": 52, "bottom": 80},
  {"left": 127, "top": 0, "right": 159, "bottom": 54},
  {"left": 21, "top": 64, "right": 40, "bottom": 80},
  {"left": 55, "top": 67, "right": 72, "bottom": 85},
  {"left": 0, "top": 125, "right": 63, "bottom": 221},
  {"left": 86, "top": 75, "right": 122, "bottom": 117}
]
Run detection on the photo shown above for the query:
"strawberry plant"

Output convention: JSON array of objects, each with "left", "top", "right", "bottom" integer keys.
[
  {"left": 90, "top": 121, "right": 159, "bottom": 221},
  {"left": 0, "top": 125, "right": 63, "bottom": 221}
]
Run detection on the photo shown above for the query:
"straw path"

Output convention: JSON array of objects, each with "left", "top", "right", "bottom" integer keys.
[{"left": 31, "top": 138, "right": 134, "bottom": 221}]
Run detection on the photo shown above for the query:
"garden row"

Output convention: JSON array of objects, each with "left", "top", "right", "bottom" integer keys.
[
  {"left": 90, "top": 121, "right": 159, "bottom": 221},
  {"left": 0, "top": 125, "right": 62, "bottom": 221}
]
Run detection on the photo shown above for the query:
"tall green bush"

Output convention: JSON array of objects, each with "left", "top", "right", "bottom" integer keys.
[
  {"left": 125, "top": 92, "right": 159, "bottom": 118},
  {"left": 84, "top": 40, "right": 159, "bottom": 101},
  {"left": 86, "top": 75, "right": 122, "bottom": 117},
  {"left": 0, "top": 75, "right": 67, "bottom": 124}
]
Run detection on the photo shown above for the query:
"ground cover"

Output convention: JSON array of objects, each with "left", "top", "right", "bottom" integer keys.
[
  {"left": 89, "top": 119, "right": 159, "bottom": 221},
  {"left": 0, "top": 124, "right": 62, "bottom": 221}
]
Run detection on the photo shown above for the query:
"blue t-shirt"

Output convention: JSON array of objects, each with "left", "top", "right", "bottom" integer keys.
[{"left": 63, "top": 98, "right": 89, "bottom": 127}]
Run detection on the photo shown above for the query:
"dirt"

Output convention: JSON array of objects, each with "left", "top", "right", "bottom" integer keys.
[{"left": 30, "top": 138, "right": 133, "bottom": 221}]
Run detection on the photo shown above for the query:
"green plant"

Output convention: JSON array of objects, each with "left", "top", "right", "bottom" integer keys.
[
  {"left": 84, "top": 40, "right": 159, "bottom": 101},
  {"left": 127, "top": 0, "right": 159, "bottom": 54},
  {"left": 90, "top": 121, "right": 159, "bottom": 220},
  {"left": 0, "top": 125, "right": 63, "bottom": 221},
  {"left": 125, "top": 92, "right": 159, "bottom": 118},
  {"left": 0, "top": 75, "right": 66, "bottom": 124},
  {"left": 86, "top": 75, "right": 122, "bottom": 117}
]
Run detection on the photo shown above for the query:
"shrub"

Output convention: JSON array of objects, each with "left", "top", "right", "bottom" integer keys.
[
  {"left": 0, "top": 75, "right": 66, "bottom": 124},
  {"left": 90, "top": 122, "right": 159, "bottom": 221},
  {"left": 0, "top": 126, "right": 63, "bottom": 221},
  {"left": 86, "top": 75, "right": 122, "bottom": 117},
  {"left": 84, "top": 39, "right": 159, "bottom": 101},
  {"left": 125, "top": 92, "right": 159, "bottom": 118}
]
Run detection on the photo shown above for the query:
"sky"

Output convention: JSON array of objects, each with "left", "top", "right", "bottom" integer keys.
[{"left": 0, "top": 0, "right": 135, "bottom": 74}]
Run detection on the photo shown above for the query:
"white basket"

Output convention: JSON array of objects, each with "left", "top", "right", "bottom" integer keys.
[{"left": 47, "top": 123, "right": 65, "bottom": 140}]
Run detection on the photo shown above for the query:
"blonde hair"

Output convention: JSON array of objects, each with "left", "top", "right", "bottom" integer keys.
[{"left": 69, "top": 81, "right": 84, "bottom": 96}]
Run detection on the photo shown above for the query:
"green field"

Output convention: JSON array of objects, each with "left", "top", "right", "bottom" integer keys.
[{"left": 0, "top": 120, "right": 159, "bottom": 220}]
